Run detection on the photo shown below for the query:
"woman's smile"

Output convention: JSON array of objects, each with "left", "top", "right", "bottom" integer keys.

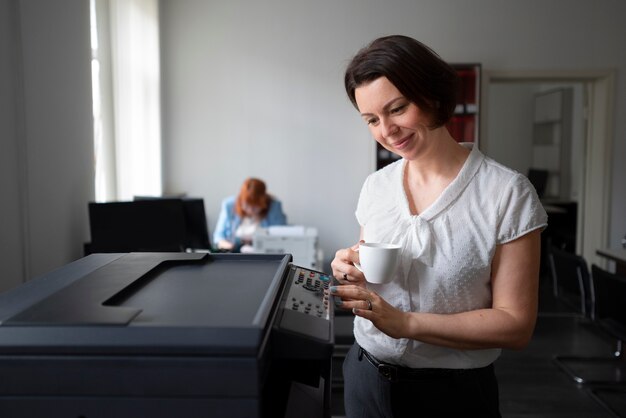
[{"left": 389, "top": 134, "right": 412, "bottom": 151}]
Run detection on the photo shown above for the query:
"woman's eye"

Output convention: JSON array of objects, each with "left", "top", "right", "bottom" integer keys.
[
  {"left": 390, "top": 104, "right": 407, "bottom": 114},
  {"left": 366, "top": 118, "right": 378, "bottom": 126}
]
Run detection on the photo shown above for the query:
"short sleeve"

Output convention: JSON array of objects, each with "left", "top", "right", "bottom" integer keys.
[{"left": 496, "top": 174, "right": 548, "bottom": 244}]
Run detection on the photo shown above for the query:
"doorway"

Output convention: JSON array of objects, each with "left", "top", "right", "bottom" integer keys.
[{"left": 482, "top": 71, "right": 615, "bottom": 268}]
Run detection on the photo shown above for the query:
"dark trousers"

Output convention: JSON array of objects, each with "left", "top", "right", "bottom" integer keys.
[{"left": 342, "top": 343, "right": 502, "bottom": 418}]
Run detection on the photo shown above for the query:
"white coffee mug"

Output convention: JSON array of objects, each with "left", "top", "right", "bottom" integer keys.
[{"left": 355, "top": 242, "right": 401, "bottom": 284}]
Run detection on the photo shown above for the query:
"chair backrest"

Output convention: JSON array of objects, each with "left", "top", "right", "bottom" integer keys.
[
  {"left": 528, "top": 168, "right": 548, "bottom": 198},
  {"left": 548, "top": 246, "right": 593, "bottom": 317},
  {"left": 591, "top": 265, "right": 626, "bottom": 333}
]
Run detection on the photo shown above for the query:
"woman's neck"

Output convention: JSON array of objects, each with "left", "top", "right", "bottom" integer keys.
[{"left": 405, "top": 128, "right": 470, "bottom": 186}]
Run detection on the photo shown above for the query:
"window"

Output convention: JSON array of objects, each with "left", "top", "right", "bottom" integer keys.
[{"left": 90, "top": 0, "right": 161, "bottom": 202}]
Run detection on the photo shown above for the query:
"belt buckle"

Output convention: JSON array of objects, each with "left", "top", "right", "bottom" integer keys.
[{"left": 378, "top": 364, "right": 398, "bottom": 382}]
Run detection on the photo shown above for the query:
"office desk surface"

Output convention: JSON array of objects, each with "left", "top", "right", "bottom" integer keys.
[
  {"left": 596, "top": 247, "right": 626, "bottom": 263},
  {"left": 596, "top": 247, "right": 626, "bottom": 276}
]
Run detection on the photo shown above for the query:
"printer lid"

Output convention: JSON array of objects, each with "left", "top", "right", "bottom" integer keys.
[{"left": 0, "top": 252, "right": 291, "bottom": 356}]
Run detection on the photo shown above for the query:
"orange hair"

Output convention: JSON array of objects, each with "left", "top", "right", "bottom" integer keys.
[{"left": 235, "top": 178, "right": 271, "bottom": 218}]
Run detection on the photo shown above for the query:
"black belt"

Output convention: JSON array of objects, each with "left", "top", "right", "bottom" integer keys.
[{"left": 357, "top": 345, "right": 489, "bottom": 383}]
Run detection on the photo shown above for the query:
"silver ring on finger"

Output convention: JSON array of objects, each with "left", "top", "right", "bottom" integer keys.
[{"left": 366, "top": 299, "right": 372, "bottom": 310}]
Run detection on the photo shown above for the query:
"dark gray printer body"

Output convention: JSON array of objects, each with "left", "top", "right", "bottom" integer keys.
[{"left": 0, "top": 252, "right": 334, "bottom": 418}]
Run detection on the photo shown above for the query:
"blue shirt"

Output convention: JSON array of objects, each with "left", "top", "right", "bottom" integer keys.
[{"left": 213, "top": 195, "right": 287, "bottom": 247}]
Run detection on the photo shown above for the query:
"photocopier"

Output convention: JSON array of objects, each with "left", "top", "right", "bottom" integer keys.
[{"left": 0, "top": 252, "right": 335, "bottom": 418}]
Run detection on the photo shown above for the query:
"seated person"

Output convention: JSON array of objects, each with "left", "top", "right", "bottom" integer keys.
[{"left": 213, "top": 178, "right": 287, "bottom": 252}]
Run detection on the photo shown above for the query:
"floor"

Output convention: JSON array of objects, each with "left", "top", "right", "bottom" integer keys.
[{"left": 330, "top": 275, "right": 626, "bottom": 417}]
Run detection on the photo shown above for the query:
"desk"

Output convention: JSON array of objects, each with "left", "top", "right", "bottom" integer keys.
[
  {"left": 543, "top": 204, "right": 568, "bottom": 215},
  {"left": 596, "top": 247, "right": 626, "bottom": 276}
]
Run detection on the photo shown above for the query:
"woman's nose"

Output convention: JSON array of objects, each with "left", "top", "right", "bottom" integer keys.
[{"left": 380, "top": 117, "right": 398, "bottom": 138}]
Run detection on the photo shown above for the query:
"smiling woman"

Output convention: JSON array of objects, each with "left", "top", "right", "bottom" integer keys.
[{"left": 331, "top": 35, "right": 548, "bottom": 418}]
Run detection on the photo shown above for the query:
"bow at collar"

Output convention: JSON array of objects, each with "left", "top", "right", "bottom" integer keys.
[{"left": 392, "top": 216, "right": 434, "bottom": 279}]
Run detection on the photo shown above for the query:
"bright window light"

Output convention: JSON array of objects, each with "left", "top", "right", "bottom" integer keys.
[{"left": 90, "top": 0, "right": 161, "bottom": 202}]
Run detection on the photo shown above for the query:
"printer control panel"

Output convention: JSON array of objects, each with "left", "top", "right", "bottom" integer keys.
[
  {"left": 273, "top": 265, "right": 335, "bottom": 356},
  {"left": 284, "top": 266, "right": 331, "bottom": 320}
]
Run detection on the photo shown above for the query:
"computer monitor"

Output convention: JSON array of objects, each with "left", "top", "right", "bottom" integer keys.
[
  {"left": 133, "top": 196, "right": 211, "bottom": 251},
  {"left": 88, "top": 199, "right": 188, "bottom": 253}
]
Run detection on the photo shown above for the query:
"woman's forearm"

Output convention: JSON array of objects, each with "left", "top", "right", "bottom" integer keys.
[{"left": 402, "top": 306, "right": 537, "bottom": 350}]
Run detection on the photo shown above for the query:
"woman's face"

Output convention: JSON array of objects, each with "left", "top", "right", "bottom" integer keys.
[
  {"left": 354, "top": 76, "right": 431, "bottom": 160},
  {"left": 242, "top": 202, "right": 262, "bottom": 217}
]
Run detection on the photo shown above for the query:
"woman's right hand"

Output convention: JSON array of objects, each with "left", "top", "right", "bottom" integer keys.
[{"left": 331, "top": 241, "right": 366, "bottom": 288}]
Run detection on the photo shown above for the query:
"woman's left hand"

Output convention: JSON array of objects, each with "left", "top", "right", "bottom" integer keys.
[{"left": 330, "top": 284, "right": 408, "bottom": 339}]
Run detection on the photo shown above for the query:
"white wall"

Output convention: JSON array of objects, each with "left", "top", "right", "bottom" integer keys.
[
  {"left": 0, "top": 0, "right": 93, "bottom": 292},
  {"left": 487, "top": 82, "right": 586, "bottom": 201},
  {"left": 1, "top": 0, "right": 624, "bottom": 292},
  {"left": 160, "top": 0, "right": 626, "bottom": 267},
  {"left": 486, "top": 84, "right": 536, "bottom": 174}
]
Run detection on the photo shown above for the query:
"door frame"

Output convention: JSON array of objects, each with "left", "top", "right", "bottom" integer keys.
[{"left": 481, "top": 70, "right": 616, "bottom": 267}]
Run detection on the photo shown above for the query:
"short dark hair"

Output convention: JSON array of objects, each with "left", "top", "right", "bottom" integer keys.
[{"left": 344, "top": 35, "right": 459, "bottom": 128}]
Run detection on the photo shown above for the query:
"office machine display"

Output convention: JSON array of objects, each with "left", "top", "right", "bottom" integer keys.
[
  {"left": 254, "top": 226, "right": 320, "bottom": 269},
  {"left": 0, "top": 253, "right": 335, "bottom": 418}
]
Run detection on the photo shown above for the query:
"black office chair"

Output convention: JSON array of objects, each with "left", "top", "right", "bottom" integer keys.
[
  {"left": 548, "top": 246, "right": 593, "bottom": 317},
  {"left": 553, "top": 264, "right": 626, "bottom": 385},
  {"left": 587, "top": 265, "right": 626, "bottom": 418},
  {"left": 527, "top": 168, "right": 548, "bottom": 198},
  {"left": 588, "top": 385, "right": 626, "bottom": 418}
]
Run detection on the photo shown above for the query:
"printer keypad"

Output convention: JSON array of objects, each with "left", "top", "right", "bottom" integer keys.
[{"left": 286, "top": 266, "right": 331, "bottom": 319}]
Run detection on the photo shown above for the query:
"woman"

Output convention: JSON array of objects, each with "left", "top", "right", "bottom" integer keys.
[
  {"left": 213, "top": 177, "right": 287, "bottom": 252},
  {"left": 330, "top": 35, "right": 547, "bottom": 417}
]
